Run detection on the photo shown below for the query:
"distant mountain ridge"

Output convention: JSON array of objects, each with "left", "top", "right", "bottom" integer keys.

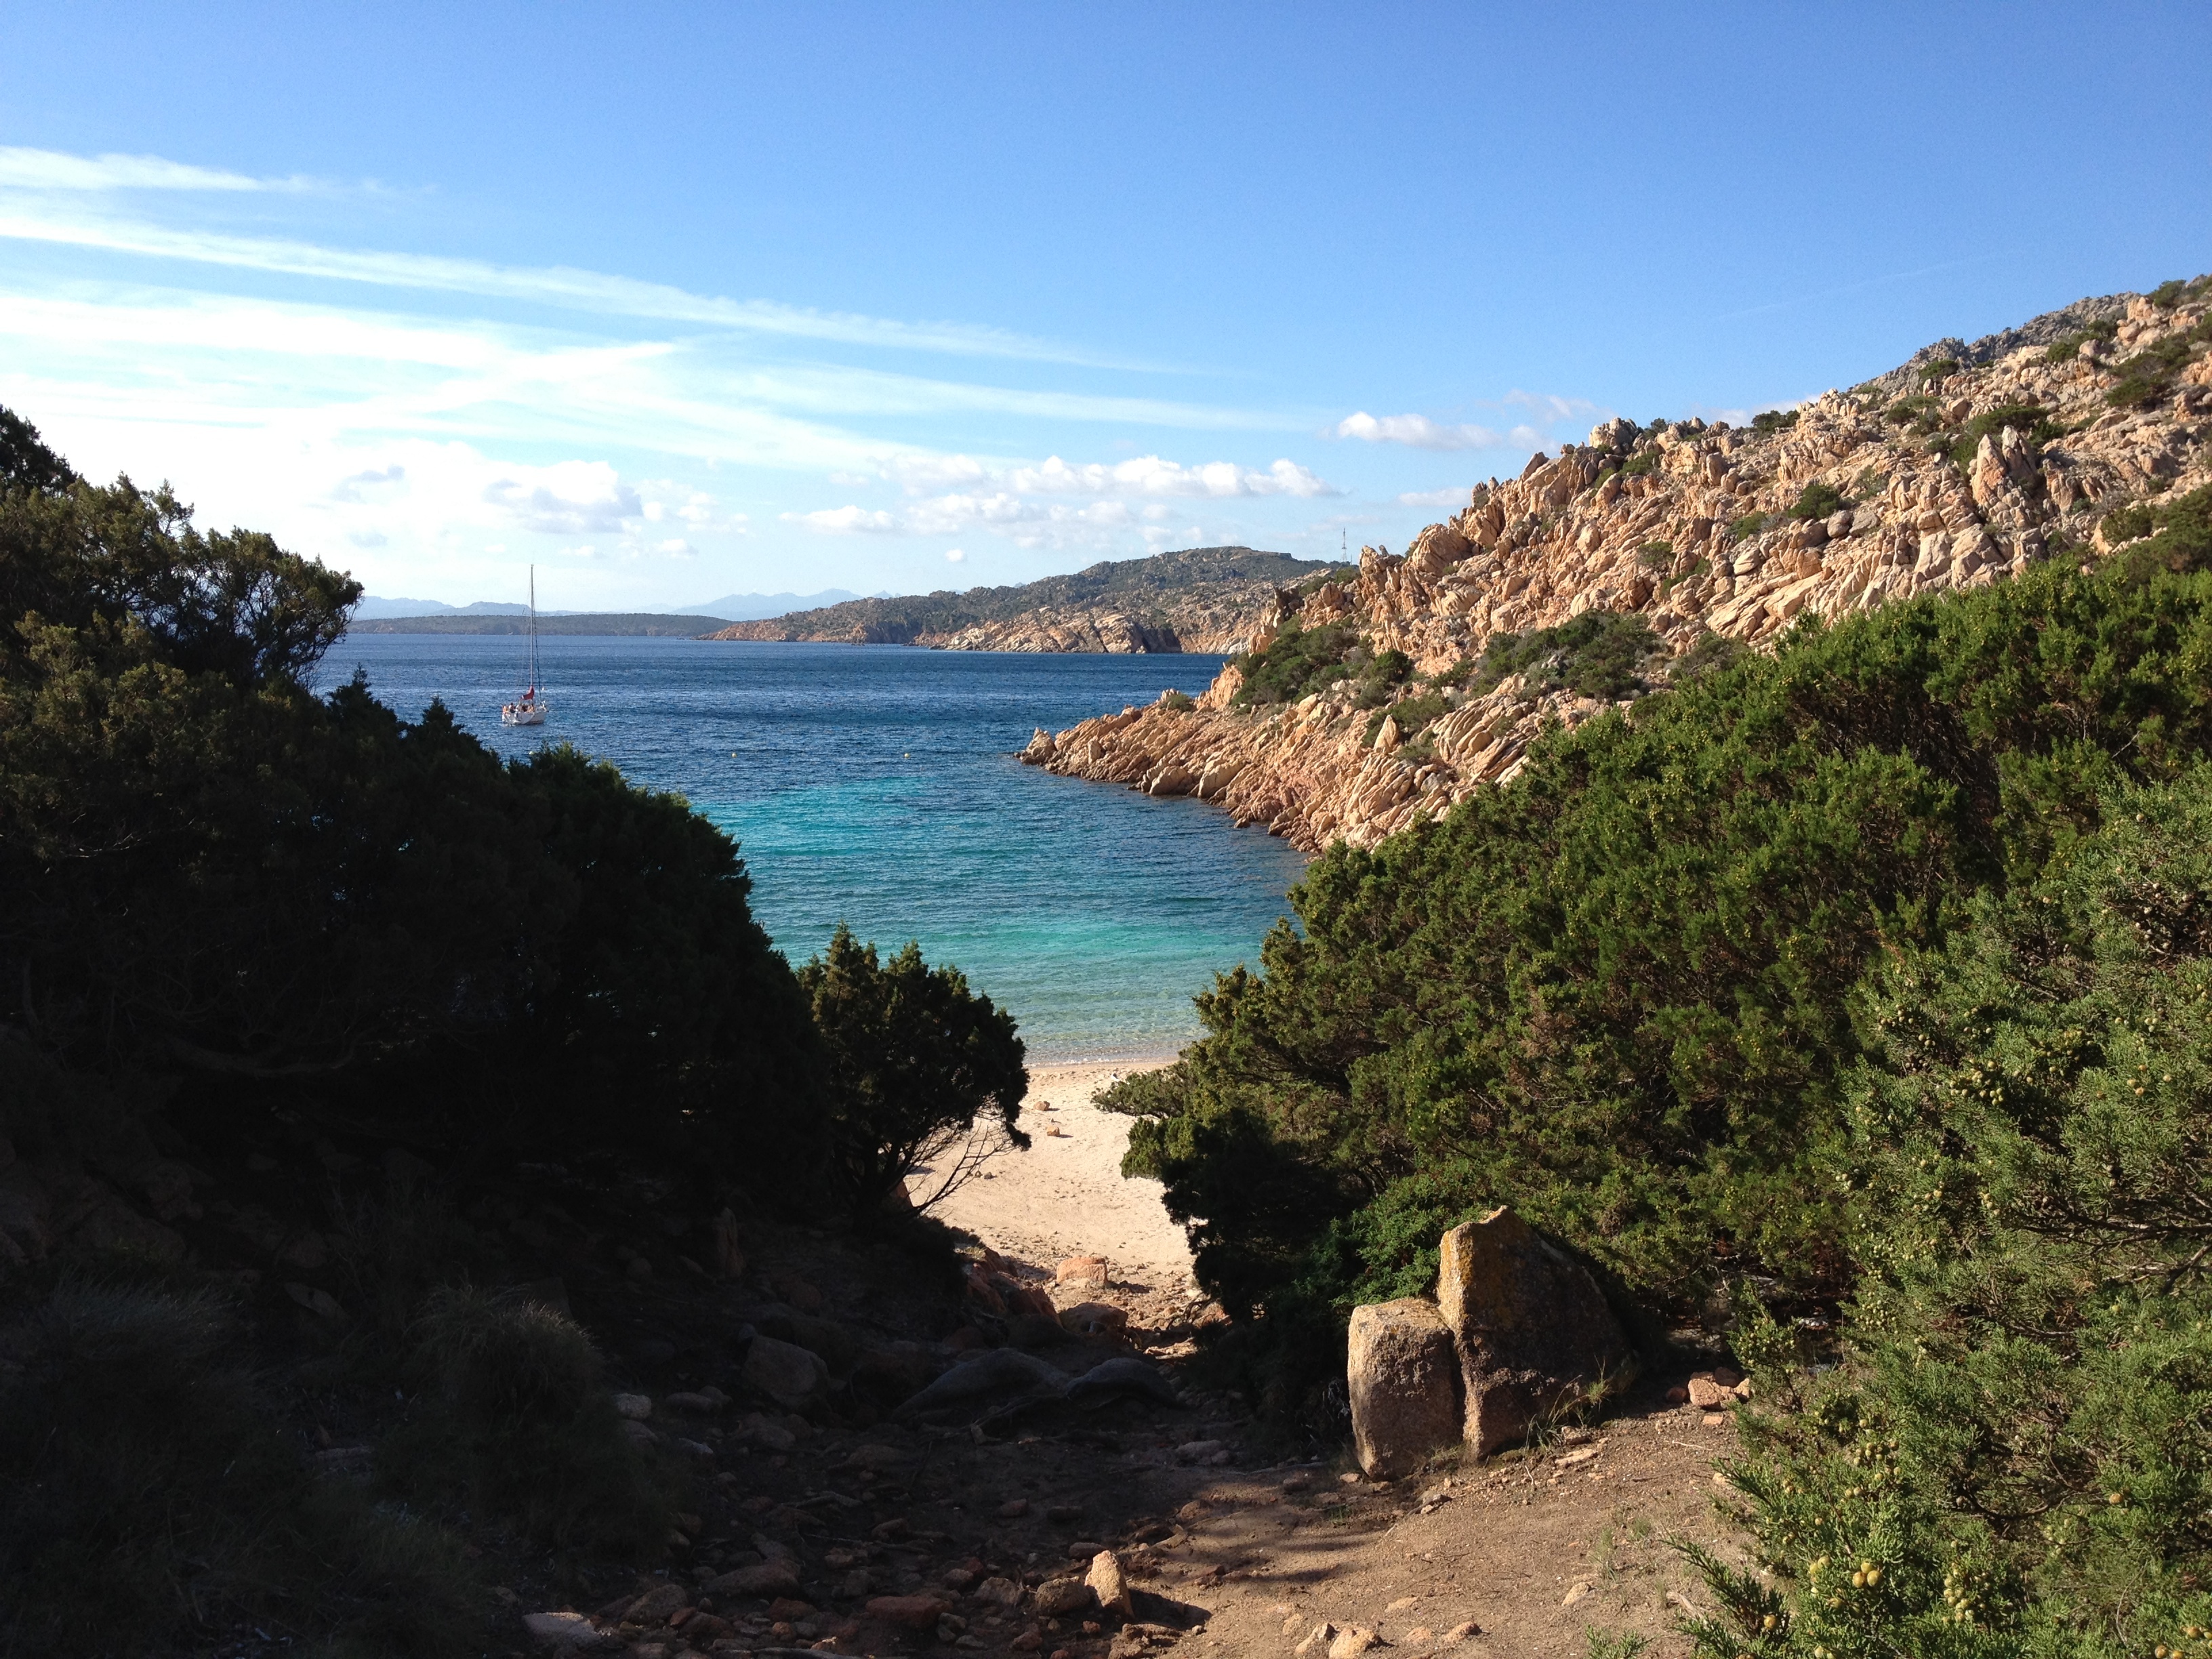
[
  {"left": 348, "top": 613, "right": 728, "bottom": 637},
  {"left": 709, "top": 546, "right": 1349, "bottom": 653}
]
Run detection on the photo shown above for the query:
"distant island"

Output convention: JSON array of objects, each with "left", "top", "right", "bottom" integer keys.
[
  {"left": 708, "top": 545, "right": 1349, "bottom": 653},
  {"left": 347, "top": 611, "right": 732, "bottom": 636}
]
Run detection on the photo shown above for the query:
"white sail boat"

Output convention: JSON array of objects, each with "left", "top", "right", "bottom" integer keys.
[{"left": 500, "top": 567, "right": 550, "bottom": 726}]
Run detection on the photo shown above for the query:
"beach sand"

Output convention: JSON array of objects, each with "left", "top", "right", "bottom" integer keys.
[{"left": 926, "top": 1057, "right": 1195, "bottom": 1295}]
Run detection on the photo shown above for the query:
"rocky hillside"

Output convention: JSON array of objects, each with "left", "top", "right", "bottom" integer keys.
[
  {"left": 1026, "top": 276, "right": 2212, "bottom": 848},
  {"left": 708, "top": 546, "right": 1343, "bottom": 653}
]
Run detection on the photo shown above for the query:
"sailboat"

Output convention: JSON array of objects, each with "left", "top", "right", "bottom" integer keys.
[{"left": 499, "top": 567, "right": 550, "bottom": 726}]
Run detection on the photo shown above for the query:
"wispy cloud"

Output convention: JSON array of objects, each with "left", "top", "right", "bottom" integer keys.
[
  {"left": 1398, "top": 485, "right": 1471, "bottom": 508},
  {"left": 0, "top": 194, "right": 1150, "bottom": 367},
  {"left": 0, "top": 145, "right": 317, "bottom": 193}
]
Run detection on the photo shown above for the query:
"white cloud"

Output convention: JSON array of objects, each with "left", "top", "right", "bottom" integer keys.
[
  {"left": 1006, "top": 454, "right": 1336, "bottom": 499},
  {"left": 1336, "top": 411, "right": 1511, "bottom": 451},
  {"left": 944, "top": 548, "right": 966, "bottom": 562},
  {"left": 1398, "top": 486, "right": 1472, "bottom": 508},
  {"left": 655, "top": 538, "right": 695, "bottom": 556},
  {"left": 0, "top": 146, "right": 314, "bottom": 192},
  {"left": 482, "top": 459, "right": 640, "bottom": 535},
  {"left": 791, "top": 505, "right": 902, "bottom": 534}
]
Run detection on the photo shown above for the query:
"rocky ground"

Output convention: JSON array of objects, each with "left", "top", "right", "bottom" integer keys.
[
  {"left": 1, "top": 1059, "right": 1754, "bottom": 1659},
  {"left": 462, "top": 1067, "right": 1748, "bottom": 1659},
  {"left": 1025, "top": 279, "right": 2212, "bottom": 850}
]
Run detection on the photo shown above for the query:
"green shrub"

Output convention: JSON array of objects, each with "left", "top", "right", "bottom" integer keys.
[
  {"left": 1729, "top": 509, "right": 1772, "bottom": 541},
  {"left": 1160, "top": 689, "right": 1196, "bottom": 712},
  {"left": 1351, "top": 648, "right": 1416, "bottom": 709},
  {"left": 1637, "top": 539, "right": 1675, "bottom": 569},
  {"left": 1753, "top": 408, "right": 1801, "bottom": 434},
  {"left": 1109, "top": 544, "right": 2212, "bottom": 1427},
  {"left": 1686, "top": 770, "right": 2212, "bottom": 1658},
  {"left": 2044, "top": 319, "right": 2118, "bottom": 363},
  {"left": 1230, "top": 618, "right": 1361, "bottom": 705},
  {"left": 1467, "top": 611, "right": 1667, "bottom": 701},
  {"left": 1918, "top": 356, "right": 1961, "bottom": 382},
  {"left": 0, "top": 1282, "right": 478, "bottom": 1658},
  {"left": 1945, "top": 401, "right": 2066, "bottom": 474},
  {"left": 800, "top": 924, "right": 1028, "bottom": 1214},
  {"left": 1622, "top": 450, "right": 1660, "bottom": 477},
  {"left": 1366, "top": 692, "right": 1451, "bottom": 746},
  {"left": 2106, "top": 334, "right": 2197, "bottom": 407},
  {"left": 0, "top": 406, "right": 834, "bottom": 1198},
  {"left": 1787, "top": 480, "right": 1847, "bottom": 520},
  {"left": 2145, "top": 276, "right": 2209, "bottom": 309},
  {"left": 380, "top": 1286, "right": 678, "bottom": 1557}
]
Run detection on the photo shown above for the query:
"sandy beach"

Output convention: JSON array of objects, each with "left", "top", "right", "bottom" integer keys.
[{"left": 926, "top": 1057, "right": 1195, "bottom": 1294}]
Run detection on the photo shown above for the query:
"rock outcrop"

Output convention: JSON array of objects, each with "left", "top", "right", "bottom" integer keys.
[
  {"left": 1345, "top": 1298, "right": 1463, "bottom": 1479},
  {"left": 1345, "top": 1208, "right": 1629, "bottom": 1470},
  {"left": 1435, "top": 1208, "right": 1629, "bottom": 1458},
  {"left": 1026, "top": 281, "right": 2212, "bottom": 848}
]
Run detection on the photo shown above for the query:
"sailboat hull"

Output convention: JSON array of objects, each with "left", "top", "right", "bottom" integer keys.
[{"left": 501, "top": 703, "right": 548, "bottom": 726}]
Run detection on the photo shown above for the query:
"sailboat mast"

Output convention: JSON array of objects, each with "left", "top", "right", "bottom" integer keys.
[{"left": 527, "top": 566, "right": 540, "bottom": 694}]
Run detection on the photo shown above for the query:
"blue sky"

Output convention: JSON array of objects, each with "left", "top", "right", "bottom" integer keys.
[{"left": 1, "top": 3, "right": 2207, "bottom": 610}]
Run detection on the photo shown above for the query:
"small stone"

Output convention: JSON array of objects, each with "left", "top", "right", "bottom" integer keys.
[
  {"left": 701, "top": 1561, "right": 802, "bottom": 1599},
  {"left": 998, "top": 1498, "right": 1031, "bottom": 1518},
  {"left": 661, "top": 1390, "right": 722, "bottom": 1414},
  {"left": 1561, "top": 1580, "right": 1592, "bottom": 1607},
  {"left": 1685, "top": 1374, "right": 1733, "bottom": 1409},
  {"left": 865, "top": 1594, "right": 950, "bottom": 1629},
  {"left": 1280, "top": 1472, "right": 1312, "bottom": 1493},
  {"left": 1329, "top": 1626, "right": 1379, "bottom": 1658},
  {"left": 977, "top": 1576, "right": 1023, "bottom": 1607},
  {"left": 1066, "top": 1540, "right": 1105, "bottom": 1559},
  {"left": 520, "top": 1610, "right": 609, "bottom": 1650},
  {"left": 1031, "top": 1577, "right": 1095, "bottom": 1618},
  {"left": 614, "top": 1393, "right": 653, "bottom": 1420},
  {"left": 1293, "top": 1624, "right": 1336, "bottom": 1659},
  {"left": 1055, "top": 1254, "right": 1110, "bottom": 1290},
  {"left": 1085, "top": 1551, "right": 1130, "bottom": 1617},
  {"left": 1703, "top": 1411, "right": 1727, "bottom": 1427},
  {"left": 1403, "top": 1629, "right": 1434, "bottom": 1645},
  {"left": 1046, "top": 1503, "right": 1084, "bottom": 1523},
  {"left": 1441, "top": 1621, "right": 1481, "bottom": 1643},
  {"left": 618, "top": 1419, "right": 657, "bottom": 1448},
  {"left": 1174, "top": 1439, "right": 1223, "bottom": 1462}
]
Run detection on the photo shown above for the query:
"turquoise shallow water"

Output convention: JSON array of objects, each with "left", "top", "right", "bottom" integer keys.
[{"left": 323, "top": 636, "right": 1309, "bottom": 1061}]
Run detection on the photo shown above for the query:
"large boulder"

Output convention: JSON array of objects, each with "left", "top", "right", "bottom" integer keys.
[
  {"left": 1435, "top": 1206, "right": 1630, "bottom": 1458},
  {"left": 741, "top": 1334, "right": 829, "bottom": 1410},
  {"left": 1345, "top": 1297, "right": 1461, "bottom": 1479}
]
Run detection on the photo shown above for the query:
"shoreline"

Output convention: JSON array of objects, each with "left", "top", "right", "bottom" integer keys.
[{"left": 927, "top": 1054, "right": 1195, "bottom": 1295}]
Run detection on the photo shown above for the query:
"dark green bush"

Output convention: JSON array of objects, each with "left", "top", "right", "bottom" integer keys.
[
  {"left": 1622, "top": 450, "right": 1660, "bottom": 477},
  {"left": 1788, "top": 480, "right": 1847, "bottom": 520},
  {"left": 1753, "top": 408, "right": 1801, "bottom": 434},
  {"left": 1351, "top": 647, "right": 1416, "bottom": 708},
  {"left": 2106, "top": 334, "right": 2198, "bottom": 407},
  {"left": 0, "top": 405, "right": 832, "bottom": 1195},
  {"left": 1687, "top": 769, "right": 2212, "bottom": 1658},
  {"left": 1946, "top": 401, "right": 2066, "bottom": 474},
  {"left": 0, "top": 1282, "right": 478, "bottom": 1658},
  {"left": 1160, "top": 689, "right": 1196, "bottom": 712},
  {"left": 1230, "top": 618, "right": 1361, "bottom": 705},
  {"left": 1918, "top": 356, "right": 1961, "bottom": 382},
  {"left": 1108, "top": 544, "right": 2212, "bottom": 1429},
  {"left": 2043, "top": 319, "right": 2118, "bottom": 363},
  {"left": 1467, "top": 611, "right": 1666, "bottom": 701},
  {"left": 800, "top": 924, "right": 1028, "bottom": 1214},
  {"left": 1729, "top": 509, "right": 1772, "bottom": 541},
  {"left": 1366, "top": 692, "right": 1451, "bottom": 745},
  {"left": 1637, "top": 539, "right": 1675, "bottom": 568},
  {"left": 380, "top": 1286, "right": 678, "bottom": 1557}
]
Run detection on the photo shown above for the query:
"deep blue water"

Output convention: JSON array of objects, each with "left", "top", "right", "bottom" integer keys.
[{"left": 320, "top": 635, "right": 1309, "bottom": 1061}]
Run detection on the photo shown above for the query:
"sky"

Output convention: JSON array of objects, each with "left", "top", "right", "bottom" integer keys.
[{"left": 1, "top": 3, "right": 2207, "bottom": 611}]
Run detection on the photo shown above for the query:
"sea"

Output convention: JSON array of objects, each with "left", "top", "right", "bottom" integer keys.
[{"left": 319, "top": 634, "right": 1310, "bottom": 1063}]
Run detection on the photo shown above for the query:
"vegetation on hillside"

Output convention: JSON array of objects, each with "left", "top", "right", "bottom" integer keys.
[
  {"left": 729, "top": 545, "right": 1349, "bottom": 642},
  {"left": 0, "top": 406, "right": 1027, "bottom": 1654}
]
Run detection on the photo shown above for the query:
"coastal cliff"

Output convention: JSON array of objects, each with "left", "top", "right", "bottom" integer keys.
[
  {"left": 707, "top": 545, "right": 1340, "bottom": 652},
  {"left": 1026, "top": 279, "right": 2212, "bottom": 850}
]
